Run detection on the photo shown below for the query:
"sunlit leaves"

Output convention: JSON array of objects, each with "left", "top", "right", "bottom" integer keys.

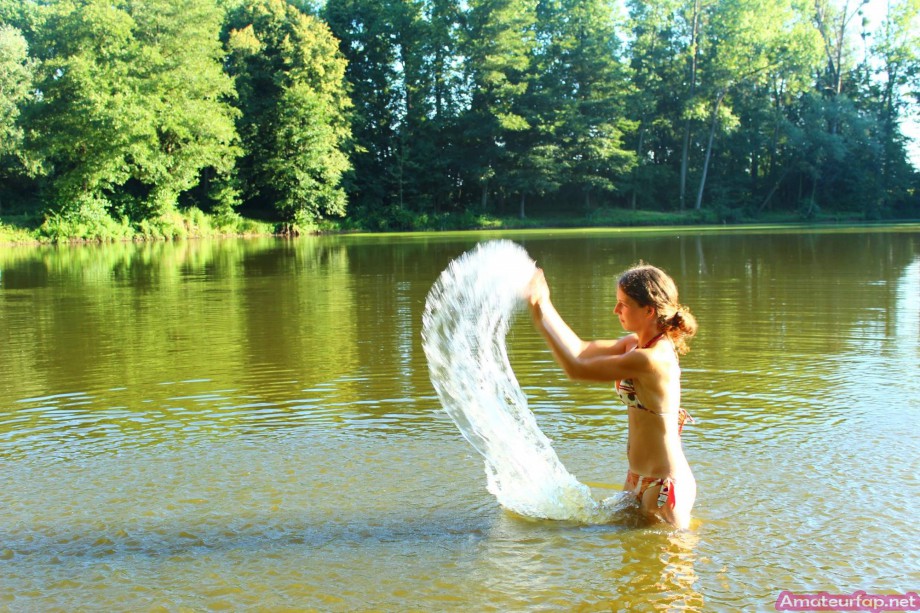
[
  {"left": 0, "top": 25, "right": 34, "bottom": 159},
  {"left": 226, "top": 0, "right": 352, "bottom": 225},
  {"left": 26, "top": 0, "right": 240, "bottom": 217}
]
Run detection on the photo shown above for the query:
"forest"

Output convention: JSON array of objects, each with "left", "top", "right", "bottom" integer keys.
[{"left": 0, "top": 0, "right": 918, "bottom": 240}]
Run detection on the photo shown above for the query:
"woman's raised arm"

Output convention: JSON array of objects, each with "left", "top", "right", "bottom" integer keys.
[{"left": 526, "top": 270, "right": 647, "bottom": 383}]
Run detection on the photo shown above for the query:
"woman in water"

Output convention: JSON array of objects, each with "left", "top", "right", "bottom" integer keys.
[{"left": 526, "top": 264, "right": 697, "bottom": 529}]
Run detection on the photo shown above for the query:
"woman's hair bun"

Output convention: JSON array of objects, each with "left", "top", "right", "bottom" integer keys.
[{"left": 670, "top": 310, "right": 684, "bottom": 327}]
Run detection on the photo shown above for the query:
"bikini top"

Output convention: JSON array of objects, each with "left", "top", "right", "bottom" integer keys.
[
  {"left": 614, "top": 332, "right": 693, "bottom": 432},
  {"left": 614, "top": 377, "right": 653, "bottom": 412}
]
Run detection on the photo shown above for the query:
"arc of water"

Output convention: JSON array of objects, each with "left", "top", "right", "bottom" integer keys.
[{"left": 422, "top": 240, "right": 609, "bottom": 522}]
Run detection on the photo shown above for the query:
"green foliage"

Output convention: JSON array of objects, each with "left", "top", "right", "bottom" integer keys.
[
  {"left": 25, "top": 0, "right": 240, "bottom": 219},
  {"left": 225, "top": 0, "right": 352, "bottom": 225},
  {"left": 38, "top": 196, "right": 134, "bottom": 243},
  {"left": 128, "top": 0, "right": 242, "bottom": 217},
  {"left": 0, "top": 25, "right": 34, "bottom": 159},
  {"left": 0, "top": 215, "right": 39, "bottom": 243},
  {"left": 532, "top": 0, "right": 636, "bottom": 205},
  {"left": 1, "top": 0, "right": 918, "bottom": 240},
  {"left": 269, "top": 81, "right": 350, "bottom": 223},
  {"left": 16, "top": 204, "right": 272, "bottom": 243}
]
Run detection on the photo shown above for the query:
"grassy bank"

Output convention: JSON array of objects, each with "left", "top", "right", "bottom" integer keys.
[
  {"left": 0, "top": 205, "right": 899, "bottom": 247},
  {"left": 0, "top": 208, "right": 277, "bottom": 246},
  {"left": 316, "top": 205, "right": 877, "bottom": 233}
]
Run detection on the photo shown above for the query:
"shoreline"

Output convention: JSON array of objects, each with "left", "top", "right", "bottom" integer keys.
[{"left": 2, "top": 210, "right": 918, "bottom": 248}]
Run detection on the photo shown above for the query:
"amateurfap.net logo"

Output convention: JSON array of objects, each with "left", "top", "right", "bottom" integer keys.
[{"left": 775, "top": 591, "right": 920, "bottom": 613}]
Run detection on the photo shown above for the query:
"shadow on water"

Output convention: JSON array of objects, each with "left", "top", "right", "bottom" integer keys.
[
  {"left": 1, "top": 500, "right": 673, "bottom": 565},
  {"left": 0, "top": 509, "right": 497, "bottom": 562}
]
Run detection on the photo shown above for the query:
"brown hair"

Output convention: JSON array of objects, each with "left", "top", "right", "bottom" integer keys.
[{"left": 617, "top": 263, "right": 697, "bottom": 355}]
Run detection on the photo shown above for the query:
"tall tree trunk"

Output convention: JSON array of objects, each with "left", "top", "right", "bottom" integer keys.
[
  {"left": 805, "top": 173, "right": 818, "bottom": 216},
  {"left": 631, "top": 123, "right": 645, "bottom": 211},
  {"left": 680, "top": 127, "right": 692, "bottom": 211},
  {"left": 769, "top": 77, "right": 783, "bottom": 178},
  {"left": 814, "top": 0, "right": 867, "bottom": 134},
  {"left": 519, "top": 192, "right": 526, "bottom": 219},
  {"left": 750, "top": 149, "right": 759, "bottom": 197},
  {"left": 758, "top": 166, "right": 790, "bottom": 212},
  {"left": 694, "top": 91, "right": 726, "bottom": 211},
  {"left": 679, "top": 0, "right": 701, "bottom": 211}
]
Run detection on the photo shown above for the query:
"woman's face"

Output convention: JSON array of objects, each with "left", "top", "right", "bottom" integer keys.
[{"left": 614, "top": 286, "right": 650, "bottom": 332}]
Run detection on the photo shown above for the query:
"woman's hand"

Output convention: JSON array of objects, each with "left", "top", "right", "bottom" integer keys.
[{"left": 526, "top": 268, "right": 550, "bottom": 307}]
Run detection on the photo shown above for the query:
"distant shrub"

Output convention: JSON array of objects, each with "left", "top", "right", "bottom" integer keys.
[{"left": 38, "top": 197, "right": 132, "bottom": 242}]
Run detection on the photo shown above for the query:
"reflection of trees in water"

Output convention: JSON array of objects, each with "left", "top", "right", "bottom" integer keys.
[
  {"left": 895, "top": 259, "right": 919, "bottom": 353},
  {"left": 676, "top": 231, "right": 919, "bottom": 366},
  {"left": 0, "top": 239, "right": 280, "bottom": 395},
  {"left": 2, "top": 230, "right": 916, "bottom": 436},
  {"left": 522, "top": 230, "right": 916, "bottom": 341},
  {"left": 0, "top": 234, "right": 481, "bottom": 433},
  {"left": 239, "top": 237, "right": 358, "bottom": 389},
  {"left": 539, "top": 229, "right": 917, "bottom": 355}
]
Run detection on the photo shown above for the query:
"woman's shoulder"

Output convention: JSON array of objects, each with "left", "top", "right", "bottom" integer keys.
[
  {"left": 615, "top": 333, "right": 639, "bottom": 354},
  {"left": 582, "top": 334, "right": 637, "bottom": 358},
  {"left": 646, "top": 339, "right": 680, "bottom": 373}
]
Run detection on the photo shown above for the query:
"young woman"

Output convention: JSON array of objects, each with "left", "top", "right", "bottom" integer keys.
[{"left": 526, "top": 263, "right": 698, "bottom": 529}]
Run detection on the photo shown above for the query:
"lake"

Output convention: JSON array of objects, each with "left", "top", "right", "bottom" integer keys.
[{"left": 1, "top": 226, "right": 918, "bottom": 610}]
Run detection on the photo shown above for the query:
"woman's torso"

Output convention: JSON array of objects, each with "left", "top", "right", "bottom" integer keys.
[{"left": 615, "top": 336, "right": 691, "bottom": 478}]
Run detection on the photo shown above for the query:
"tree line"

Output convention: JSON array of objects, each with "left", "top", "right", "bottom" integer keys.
[{"left": 1, "top": 0, "right": 918, "bottom": 238}]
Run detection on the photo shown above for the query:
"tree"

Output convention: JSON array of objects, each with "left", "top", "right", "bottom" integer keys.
[
  {"left": 125, "top": 0, "right": 242, "bottom": 217},
  {"left": 326, "top": 0, "right": 474, "bottom": 225},
  {"left": 798, "top": 0, "right": 919, "bottom": 217},
  {"left": 0, "top": 26, "right": 33, "bottom": 156},
  {"left": 418, "top": 0, "right": 468, "bottom": 210},
  {"left": 626, "top": 0, "right": 708, "bottom": 211},
  {"left": 865, "top": 0, "right": 920, "bottom": 212},
  {"left": 323, "top": 0, "right": 403, "bottom": 219},
  {"left": 0, "top": 25, "right": 33, "bottom": 158},
  {"left": 226, "top": 0, "right": 352, "bottom": 226},
  {"left": 28, "top": 0, "right": 143, "bottom": 215},
  {"left": 462, "top": 0, "right": 538, "bottom": 211},
  {"left": 266, "top": 79, "right": 350, "bottom": 222},
  {"left": 625, "top": 0, "right": 684, "bottom": 210},
  {"left": 813, "top": 0, "right": 870, "bottom": 99},
  {"left": 28, "top": 0, "right": 241, "bottom": 220},
  {"left": 533, "top": 0, "right": 635, "bottom": 211},
  {"left": 752, "top": 0, "right": 824, "bottom": 211},
  {"left": 691, "top": 0, "right": 801, "bottom": 210},
  {"left": 0, "top": 24, "right": 35, "bottom": 214}
]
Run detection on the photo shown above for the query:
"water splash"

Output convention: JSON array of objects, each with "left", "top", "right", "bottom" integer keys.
[{"left": 422, "top": 241, "right": 620, "bottom": 523}]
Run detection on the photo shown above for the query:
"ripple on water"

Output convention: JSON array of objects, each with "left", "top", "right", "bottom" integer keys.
[
  {"left": 0, "top": 431, "right": 510, "bottom": 610},
  {"left": 2, "top": 233, "right": 918, "bottom": 611},
  {"left": 1, "top": 374, "right": 451, "bottom": 461}
]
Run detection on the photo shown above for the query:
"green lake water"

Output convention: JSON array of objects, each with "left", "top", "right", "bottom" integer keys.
[{"left": 1, "top": 226, "right": 918, "bottom": 611}]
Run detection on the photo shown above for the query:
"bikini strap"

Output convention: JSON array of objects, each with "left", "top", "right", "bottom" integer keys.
[
  {"left": 640, "top": 331, "right": 668, "bottom": 349},
  {"left": 678, "top": 408, "right": 694, "bottom": 435}
]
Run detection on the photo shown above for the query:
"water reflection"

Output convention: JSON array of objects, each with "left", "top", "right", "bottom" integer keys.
[
  {"left": 1, "top": 227, "right": 918, "bottom": 610},
  {"left": 600, "top": 529, "right": 703, "bottom": 611},
  {"left": 471, "top": 514, "right": 703, "bottom": 610}
]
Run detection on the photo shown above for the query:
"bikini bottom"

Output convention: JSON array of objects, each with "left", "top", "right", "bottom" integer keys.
[{"left": 625, "top": 469, "right": 675, "bottom": 509}]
